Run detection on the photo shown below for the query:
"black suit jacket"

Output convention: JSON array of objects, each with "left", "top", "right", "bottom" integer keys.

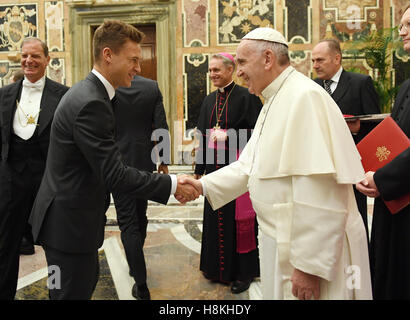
[
  {"left": 0, "top": 78, "right": 68, "bottom": 217},
  {"left": 115, "top": 75, "right": 169, "bottom": 172},
  {"left": 374, "top": 79, "right": 410, "bottom": 200},
  {"left": 315, "top": 69, "right": 381, "bottom": 143},
  {"left": 29, "top": 72, "right": 171, "bottom": 253},
  {"left": 0, "top": 78, "right": 69, "bottom": 162}
]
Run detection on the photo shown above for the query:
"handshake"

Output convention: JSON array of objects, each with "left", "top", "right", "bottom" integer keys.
[{"left": 174, "top": 174, "right": 203, "bottom": 204}]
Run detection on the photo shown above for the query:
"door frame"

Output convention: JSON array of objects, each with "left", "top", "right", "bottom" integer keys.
[{"left": 68, "top": 2, "right": 177, "bottom": 147}]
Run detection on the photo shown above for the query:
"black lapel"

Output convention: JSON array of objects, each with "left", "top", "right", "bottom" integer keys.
[
  {"left": 87, "top": 72, "right": 111, "bottom": 102},
  {"left": 331, "top": 70, "right": 350, "bottom": 103},
  {"left": 1, "top": 81, "right": 22, "bottom": 160},
  {"left": 38, "top": 78, "right": 61, "bottom": 136},
  {"left": 2, "top": 81, "right": 22, "bottom": 132}
]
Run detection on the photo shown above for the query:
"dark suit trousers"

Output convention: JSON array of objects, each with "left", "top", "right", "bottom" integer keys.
[
  {"left": 114, "top": 192, "right": 148, "bottom": 285},
  {"left": 0, "top": 166, "right": 42, "bottom": 300},
  {"left": 43, "top": 245, "right": 99, "bottom": 300}
]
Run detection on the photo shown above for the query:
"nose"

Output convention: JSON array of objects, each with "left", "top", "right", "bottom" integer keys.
[
  {"left": 400, "top": 27, "right": 408, "bottom": 37},
  {"left": 135, "top": 62, "right": 141, "bottom": 74}
]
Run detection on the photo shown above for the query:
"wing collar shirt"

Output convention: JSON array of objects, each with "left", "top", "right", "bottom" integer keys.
[
  {"left": 91, "top": 69, "right": 177, "bottom": 195},
  {"left": 13, "top": 76, "right": 46, "bottom": 140}
]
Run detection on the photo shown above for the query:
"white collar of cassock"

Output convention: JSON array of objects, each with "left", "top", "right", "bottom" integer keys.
[
  {"left": 91, "top": 69, "right": 116, "bottom": 100},
  {"left": 218, "top": 80, "right": 234, "bottom": 93},
  {"left": 261, "top": 65, "right": 295, "bottom": 101}
]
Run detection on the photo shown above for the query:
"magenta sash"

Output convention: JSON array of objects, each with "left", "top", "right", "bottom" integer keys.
[{"left": 235, "top": 150, "right": 256, "bottom": 253}]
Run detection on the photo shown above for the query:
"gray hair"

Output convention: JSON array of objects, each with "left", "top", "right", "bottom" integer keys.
[
  {"left": 253, "top": 40, "right": 289, "bottom": 66},
  {"left": 211, "top": 53, "right": 236, "bottom": 70},
  {"left": 21, "top": 37, "right": 49, "bottom": 57}
]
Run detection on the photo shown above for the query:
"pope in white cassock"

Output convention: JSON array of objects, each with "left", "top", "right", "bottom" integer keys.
[{"left": 181, "top": 27, "right": 372, "bottom": 300}]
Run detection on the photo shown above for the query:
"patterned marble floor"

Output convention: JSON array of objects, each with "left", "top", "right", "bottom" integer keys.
[
  {"left": 15, "top": 197, "right": 258, "bottom": 300},
  {"left": 15, "top": 196, "right": 373, "bottom": 301}
]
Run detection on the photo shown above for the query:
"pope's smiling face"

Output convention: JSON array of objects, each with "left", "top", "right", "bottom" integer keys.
[{"left": 235, "top": 40, "right": 267, "bottom": 96}]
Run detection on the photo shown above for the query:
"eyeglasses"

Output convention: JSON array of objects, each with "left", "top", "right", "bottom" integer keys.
[{"left": 399, "top": 21, "right": 410, "bottom": 32}]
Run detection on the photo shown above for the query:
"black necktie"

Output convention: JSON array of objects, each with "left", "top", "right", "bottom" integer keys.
[{"left": 324, "top": 80, "right": 333, "bottom": 95}]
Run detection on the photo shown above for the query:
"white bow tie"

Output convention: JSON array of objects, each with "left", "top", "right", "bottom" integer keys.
[{"left": 23, "top": 80, "right": 43, "bottom": 90}]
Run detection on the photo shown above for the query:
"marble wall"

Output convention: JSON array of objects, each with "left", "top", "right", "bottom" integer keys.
[
  {"left": 0, "top": 1, "right": 68, "bottom": 86},
  {"left": 0, "top": 0, "right": 409, "bottom": 162}
]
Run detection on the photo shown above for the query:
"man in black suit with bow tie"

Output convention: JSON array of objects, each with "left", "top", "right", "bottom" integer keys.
[
  {"left": 28, "top": 20, "right": 199, "bottom": 300},
  {"left": 312, "top": 38, "right": 381, "bottom": 239},
  {"left": 0, "top": 37, "right": 69, "bottom": 299}
]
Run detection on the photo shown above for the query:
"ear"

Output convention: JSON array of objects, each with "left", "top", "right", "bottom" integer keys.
[
  {"left": 334, "top": 53, "right": 342, "bottom": 65},
  {"left": 264, "top": 49, "right": 275, "bottom": 70},
  {"left": 46, "top": 55, "right": 51, "bottom": 66},
  {"left": 227, "top": 64, "right": 235, "bottom": 75},
  {"left": 102, "top": 47, "right": 113, "bottom": 64}
]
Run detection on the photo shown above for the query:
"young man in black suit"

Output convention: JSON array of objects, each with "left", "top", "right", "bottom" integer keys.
[
  {"left": 114, "top": 75, "right": 170, "bottom": 300},
  {"left": 28, "top": 20, "right": 198, "bottom": 300},
  {"left": 0, "top": 37, "right": 69, "bottom": 300},
  {"left": 312, "top": 38, "right": 381, "bottom": 239}
]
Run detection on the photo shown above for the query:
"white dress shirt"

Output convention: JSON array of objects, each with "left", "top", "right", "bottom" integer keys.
[
  {"left": 13, "top": 76, "right": 46, "bottom": 140},
  {"left": 327, "top": 66, "right": 343, "bottom": 94}
]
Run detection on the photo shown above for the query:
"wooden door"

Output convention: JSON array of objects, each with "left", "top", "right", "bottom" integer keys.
[
  {"left": 90, "top": 24, "right": 157, "bottom": 81},
  {"left": 135, "top": 25, "right": 157, "bottom": 81}
]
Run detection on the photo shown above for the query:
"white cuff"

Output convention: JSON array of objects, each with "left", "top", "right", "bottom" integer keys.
[
  {"left": 170, "top": 174, "right": 177, "bottom": 195},
  {"left": 200, "top": 179, "right": 206, "bottom": 196}
]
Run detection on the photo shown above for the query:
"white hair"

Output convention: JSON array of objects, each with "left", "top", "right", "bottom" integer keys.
[{"left": 251, "top": 40, "right": 289, "bottom": 66}]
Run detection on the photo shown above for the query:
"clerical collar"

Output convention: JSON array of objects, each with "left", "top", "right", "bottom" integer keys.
[
  {"left": 218, "top": 80, "right": 234, "bottom": 93},
  {"left": 91, "top": 69, "right": 116, "bottom": 100},
  {"left": 261, "top": 66, "right": 294, "bottom": 101}
]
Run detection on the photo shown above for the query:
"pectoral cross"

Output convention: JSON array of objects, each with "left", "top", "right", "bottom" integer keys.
[{"left": 214, "top": 123, "right": 220, "bottom": 130}]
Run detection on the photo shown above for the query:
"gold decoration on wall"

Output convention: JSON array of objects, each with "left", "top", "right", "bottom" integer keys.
[{"left": 0, "top": 5, "right": 37, "bottom": 51}]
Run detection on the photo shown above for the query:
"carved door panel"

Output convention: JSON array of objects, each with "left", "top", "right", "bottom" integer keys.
[{"left": 136, "top": 25, "right": 157, "bottom": 81}]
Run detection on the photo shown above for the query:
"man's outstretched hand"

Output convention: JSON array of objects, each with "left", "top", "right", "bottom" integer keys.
[{"left": 174, "top": 175, "right": 203, "bottom": 204}]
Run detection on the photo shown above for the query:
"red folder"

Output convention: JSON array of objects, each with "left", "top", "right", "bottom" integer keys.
[{"left": 356, "top": 116, "right": 410, "bottom": 214}]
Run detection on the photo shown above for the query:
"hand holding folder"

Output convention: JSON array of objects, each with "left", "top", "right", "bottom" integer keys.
[{"left": 356, "top": 116, "right": 410, "bottom": 214}]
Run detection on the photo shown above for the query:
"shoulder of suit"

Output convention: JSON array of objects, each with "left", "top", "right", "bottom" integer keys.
[
  {"left": 131, "top": 76, "right": 157, "bottom": 86},
  {"left": 400, "top": 78, "right": 410, "bottom": 88},
  {"left": 0, "top": 80, "right": 20, "bottom": 93},
  {"left": 46, "top": 77, "right": 69, "bottom": 91},
  {"left": 343, "top": 70, "right": 370, "bottom": 81}
]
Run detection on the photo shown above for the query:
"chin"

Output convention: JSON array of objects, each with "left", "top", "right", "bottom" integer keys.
[{"left": 123, "top": 80, "right": 132, "bottom": 87}]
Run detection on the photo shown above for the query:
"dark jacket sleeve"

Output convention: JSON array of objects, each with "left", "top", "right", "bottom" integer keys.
[
  {"left": 356, "top": 75, "right": 381, "bottom": 143},
  {"left": 374, "top": 147, "right": 410, "bottom": 200},
  {"left": 73, "top": 100, "right": 171, "bottom": 204}
]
